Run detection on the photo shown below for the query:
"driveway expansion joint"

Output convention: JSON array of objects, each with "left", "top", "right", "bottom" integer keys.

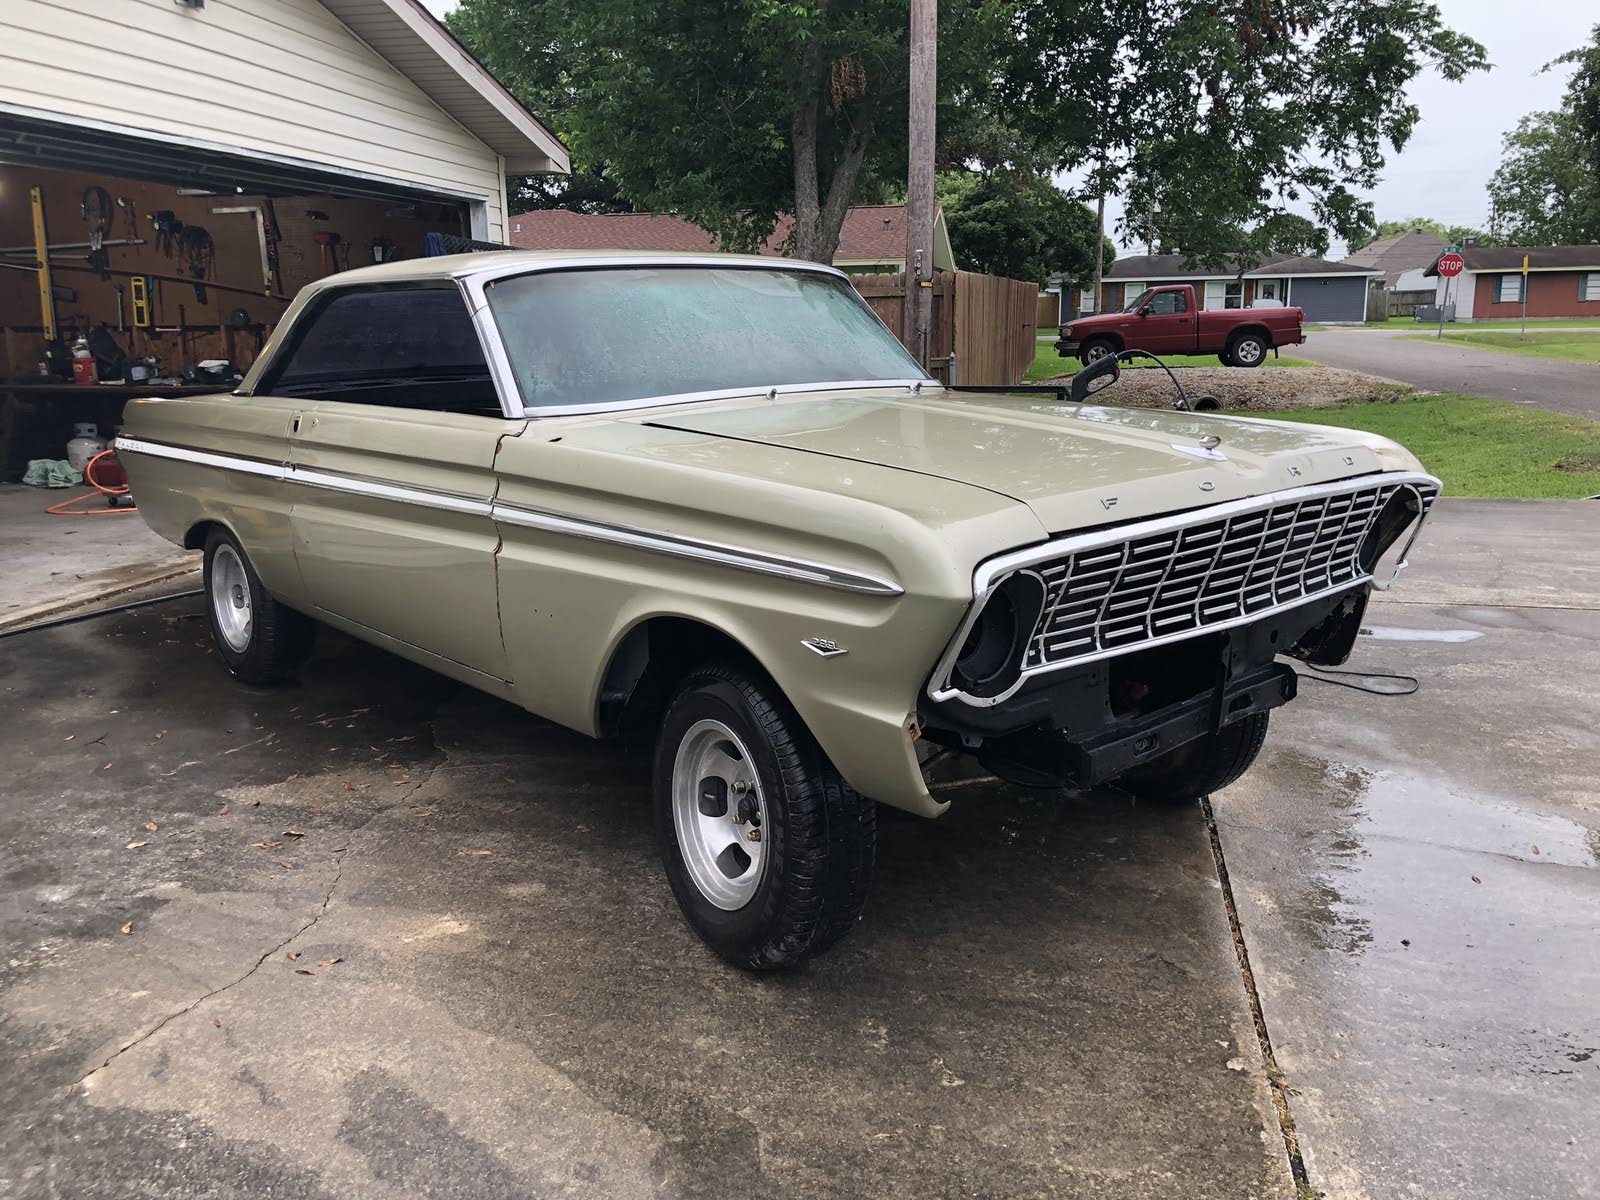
[{"left": 1202, "top": 794, "right": 1318, "bottom": 1198}]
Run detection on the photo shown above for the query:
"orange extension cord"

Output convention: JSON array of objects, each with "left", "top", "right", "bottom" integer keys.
[{"left": 45, "top": 448, "right": 137, "bottom": 516}]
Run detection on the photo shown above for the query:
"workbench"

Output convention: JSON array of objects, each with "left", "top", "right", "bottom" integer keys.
[{"left": 0, "top": 381, "right": 231, "bottom": 479}]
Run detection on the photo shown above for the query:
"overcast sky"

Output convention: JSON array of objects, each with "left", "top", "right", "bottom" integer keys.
[{"left": 421, "top": 0, "right": 1592, "bottom": 252}]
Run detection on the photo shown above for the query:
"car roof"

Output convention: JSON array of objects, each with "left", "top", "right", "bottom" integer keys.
[{"left": 299, "top": 249, "right": 836, "bottom": 293}]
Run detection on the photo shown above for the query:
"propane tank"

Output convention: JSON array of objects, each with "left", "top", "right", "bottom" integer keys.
[
  {"left": 66, "top": 423, "right": 107, "bottom": 473},
  {"left": 71, "top": 335, "right": 98, "bottom": 386}
]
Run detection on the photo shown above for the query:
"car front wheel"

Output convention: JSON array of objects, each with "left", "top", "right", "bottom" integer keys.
[
  {"left": 654, "top": 663, "right": 875, "bottom": 970},
  {"left": 203, "top": 527, "right": 315, "bottom": 684},
  {"left": 1116, "top": 712, "right": 1270, "bottom": 804},
  {"left": 1080, "top": 338, "right": 1118, "bottom": 366}
]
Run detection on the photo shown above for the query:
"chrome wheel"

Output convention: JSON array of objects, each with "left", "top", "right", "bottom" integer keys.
[
  {"left": 1232, "top": 337, "right": 1264, "bottom": 365},
  {"left": 210, "top": 542, "right": 253, "bottom": 653},
  {"left": 1082, "top": 341, "right": 1113, "bottom": 363},
  {"left": 671, "top": 718, "right": 769, "bottom": 911}
]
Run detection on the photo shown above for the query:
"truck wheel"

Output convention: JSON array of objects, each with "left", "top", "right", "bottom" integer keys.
[
  {"left": 203, "top": 527, "right": 315, "bottom": 685},
  {"left": 1227, "top": 332, "right": 1268, "bottom": 368},
  {"left": 1116, "top": 713, "right": 1270, "bottom": 804},
  {"left": 1080, "top": 338, "right": 1118, "bottom": 366},
  {"left": 654, "top": 663, "right": 876, "bottom": 970}
]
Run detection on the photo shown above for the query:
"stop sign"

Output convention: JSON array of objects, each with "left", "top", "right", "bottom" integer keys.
[{"left": 1437, "top": 252, "right": 1466, "bottom": 277}]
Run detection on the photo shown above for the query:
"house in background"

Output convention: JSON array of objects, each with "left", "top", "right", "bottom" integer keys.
[
  {"left": 1425, "top": 245, "right": 1600, "bottom": 321},
  {"left": 509, "top": 204, "right": 956, "bottom": 274},
  {"left": 1342, "top": 229, "right": 1448, "bottom": 292},
  {"left": 1067, "top": 254, "right": 1384, "bottom": 325}
]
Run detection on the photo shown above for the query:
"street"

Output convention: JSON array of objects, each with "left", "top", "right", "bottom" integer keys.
[
  {"left": 1295, "top": 326, "right": 1600, "bottom": 421},
  {"left": 2, "top": 501, "right": 1595, "bottom": 1200}
]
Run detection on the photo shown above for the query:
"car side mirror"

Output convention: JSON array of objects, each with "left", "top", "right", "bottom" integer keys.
[
  {"left": 1137, "top": 305, "right": 1152, "bottom": 317},
  {"left": 1069, "top": 353, "right": 1120, "bottom": 403}
]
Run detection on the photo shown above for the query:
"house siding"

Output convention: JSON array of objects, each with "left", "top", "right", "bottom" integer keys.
[
  {"left": 1470, "top": 270, "right": 1600, "bottom": 319},
  {"left": 2, "top": 0, "right": 510, "bottom": 240}
]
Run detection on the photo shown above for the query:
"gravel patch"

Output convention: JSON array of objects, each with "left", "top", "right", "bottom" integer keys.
[{"left": 1036, "top": 365, "right": 1406, "bottom": 411}]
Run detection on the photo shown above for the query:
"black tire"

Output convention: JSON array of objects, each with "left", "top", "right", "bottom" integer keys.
[
  {"left": 1117, "top": 712, "right": 1270, "bottom": 804},
  {"left": 1080, "top": 337, "right": 1118, "bottom": 367},
  {"left": 1226, "top": 331, "right": 1268, "bottom": 368},
  {"left": 654, "top": 662, "right": 876, "bottom": 970},
  {"left": 202, "top": 527, "right": 315, "bottom": 685}
]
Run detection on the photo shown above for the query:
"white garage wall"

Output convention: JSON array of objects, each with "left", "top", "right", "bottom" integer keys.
[{"left": 2, "top": 0, "right": 509, "bottom": 240}]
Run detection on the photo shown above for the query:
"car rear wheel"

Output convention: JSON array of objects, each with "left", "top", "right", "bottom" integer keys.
[
  {"left": 1116, "top": 712, "right": 1270, "bottom": 804},
  {"left": 1079, "top": 338, "right": 1118, "bottom": 367},
  {"left": 203, "top": 528, "right": 315, "bottom": 684},
  {"left": 1227, "top": 332, "right": 1268, "bottom": 368},
  {"left": 654, "top": 663, "right": 875, "bottom": 970}
]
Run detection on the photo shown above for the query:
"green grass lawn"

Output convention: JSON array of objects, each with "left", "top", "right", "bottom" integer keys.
[
  {"left": 1459, "top": 316, "right": 1600, "bottom": 329},
  {"left": 1401, "top": 330, "right": 1600, "bottom": 363},
  {"left": 1025, "top": 342, "right": 1313, "bottom": 381},
  {"left": 1243, "top": 393, "right": 1600, "bottom": 498}
]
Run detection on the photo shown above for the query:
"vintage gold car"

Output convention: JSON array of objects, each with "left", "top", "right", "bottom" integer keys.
[{"left": 117, "top": 251, "right": 1438, "bottom": 969}]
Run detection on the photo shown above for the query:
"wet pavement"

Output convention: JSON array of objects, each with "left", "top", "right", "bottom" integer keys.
[
  {"left": 2, "top": 498, "right": 1594, "bottom": 1199},
  {"left": 0, "top": 597, "right": 1286, "bottom": 1198},
  {"left": 1215, "top": 499, "right": 1600, "bottom": 1200}
]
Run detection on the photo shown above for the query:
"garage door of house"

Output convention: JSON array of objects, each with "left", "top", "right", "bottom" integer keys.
[{"left": 1289, "top": 278, "right": 1368, "bottom": 323}]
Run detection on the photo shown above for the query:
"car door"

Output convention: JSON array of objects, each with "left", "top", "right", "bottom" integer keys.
[
  {"left": 1135, "top": 287, "right": 1195, "bottom": 355},
  {"left": 256, "top": 283, "right": 524, "bottom": 682}
]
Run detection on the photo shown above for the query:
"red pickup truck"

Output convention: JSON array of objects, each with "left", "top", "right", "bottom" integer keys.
[{"left": 1056, "top": 284, "right": 1306, "bottom": 368}]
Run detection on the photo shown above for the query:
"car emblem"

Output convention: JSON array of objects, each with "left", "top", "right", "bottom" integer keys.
[
  {"left": 1287, "top": 466, "right": 1302, "bottom": 477},
  {"left": 1100, "top": 497, "right": 1119, "bottom": 510},
  {"left": 801, "top": 637, "right": 849, "bottom": 659},
  {"left": 1199, "top": 434, "right": 1222, "bottom": 450}
]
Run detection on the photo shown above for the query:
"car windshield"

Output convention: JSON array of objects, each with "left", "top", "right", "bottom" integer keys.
[
  {"left": 1122, "top": 288, "right": 1153, "bottom": 313},
  {"left": 485, "top": 265, "right": 930, "bottom": 411}
]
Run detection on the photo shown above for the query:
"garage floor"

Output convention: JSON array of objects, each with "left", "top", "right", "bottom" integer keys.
[
  {"left": 0, "top": 484, "right": 195, "bottom": 629},
  {"left": 1, "top": 500, "right": 1594, "bottom": 1199}
]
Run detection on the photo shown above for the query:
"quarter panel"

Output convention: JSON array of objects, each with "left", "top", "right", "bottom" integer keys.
[{"left": 117, "top": 393, "right": 303, "bottom": 600}]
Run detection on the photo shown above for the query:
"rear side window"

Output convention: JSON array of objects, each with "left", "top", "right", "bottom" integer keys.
[{"left": 261, "top": 285, "right": 503, "bottom": 417}]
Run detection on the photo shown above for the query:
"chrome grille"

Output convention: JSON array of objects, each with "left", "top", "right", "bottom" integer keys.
[{"left": 1022, "top": 479, "right": 1440, "bottom": 670}]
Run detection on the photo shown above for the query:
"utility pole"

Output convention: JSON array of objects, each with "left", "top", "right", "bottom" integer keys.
[
  {"left": 902, "top": 0, "right": 936, "bottom": 368},
  {"left": 1091, "top": 190, "right": 1106, "bottom": 315}
]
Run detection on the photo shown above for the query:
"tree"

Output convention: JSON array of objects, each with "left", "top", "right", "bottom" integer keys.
[
  {"left": 937, "top": 171, "right": 1111, "bottom": 283},
  {"left": 994, "top": 0, "right": 1487, "bottom": 263},
  {"left": 1249, "top": 213, "right": 1329, "bottom": 258},
  {"left": 449, "top": 0, "right": 1001, "bottom": 262},
  {"left": 1348, "top": 217, "right": 1492, "bottom": 253},
  {"left": 1489, "top": 26, "right": 1600, "bottom": 245},
  {"left": 451, "top": 0, "right": 1485, "bottom": 267},
  {"left": 1487, "top": 111, "right": 1600, "bottom": 244}
]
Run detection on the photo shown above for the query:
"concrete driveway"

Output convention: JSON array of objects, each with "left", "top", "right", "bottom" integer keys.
[
  {"left": 1296, "top": 327, "right": 1600, "bottom": 420},
  {"left": 2, "top": 500, "right": 1596, "bottom": 1199}
]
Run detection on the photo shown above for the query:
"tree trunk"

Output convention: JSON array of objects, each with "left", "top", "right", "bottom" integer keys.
[{"left": 790, "top": 96, "right": 875, "bottom": 263}]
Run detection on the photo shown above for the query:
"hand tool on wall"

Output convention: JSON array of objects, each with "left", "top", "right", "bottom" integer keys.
[
  {"left": 371, "top": 236, "right": 397, "bottom": 264},
  {"left": 30, "top": 186, "right": 56, "bottom": 341},
  {"left": 129, "top": 275, "right": 152, "bottom": 328},
  {"left": 118, "top": 196, "right": 138, "bottom": 241},
  {"left": 151, "top": 210, "right": 183, "bottom": 257},
  {"left": 211, "top": 204, "right": 284, "bottom": 296},
  {"left": 314, "top": 231, "right": 343, "bottom": 275},
  {"left": 179, "top": 226, "right": 215, "bottom": 302},
  {"left": 82, "top": 187, "right": 113, "bottom": 278}
]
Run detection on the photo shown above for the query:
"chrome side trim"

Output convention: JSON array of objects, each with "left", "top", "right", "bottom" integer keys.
[
  {"left": 491, "top": 502, "right": 903, "bottom": 597},
  {"left": 286, "top": 464, "right": 492, "bottom": 517},
  {"left": 114, "top": 436, "right": 285, "bottom": 480},
  {"left": 927, "top": 471, "right": 1442, "bottom": 708},
  {"left": 512, "top": 378, "right": 936, "bottom": 420}
]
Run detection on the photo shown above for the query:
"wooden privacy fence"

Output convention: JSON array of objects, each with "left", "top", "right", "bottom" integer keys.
[
  {"left": 850, "top": 269, "right": 1040, "bottom": 386},
  {"left": 1036, "top": 291, "right": 1060, "bottom": 331}
]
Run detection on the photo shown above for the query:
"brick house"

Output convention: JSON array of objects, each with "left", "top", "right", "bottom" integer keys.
[
  {"left": 1067, "top": 254, "right": 1383, "bottom": 325},
  {"left": 508, "top": 204, "right": 957, "bottom": 274},
  {"left": 1426, "top": 245, "right": 1600, "bottom": 321}
]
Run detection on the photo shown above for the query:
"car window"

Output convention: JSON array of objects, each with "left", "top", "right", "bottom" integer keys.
[
  {"left": 262, "top": 286, "right": 502, "bottom": 417},
  {"left": 1122, "top": 288, "right": 1152, "bottom": 313},
  {"left": 1147, "top": 290, "right": 1187, "bottom": 314},
  {"left": 484, "top": 266, "right": 928, "bottom": 411}
]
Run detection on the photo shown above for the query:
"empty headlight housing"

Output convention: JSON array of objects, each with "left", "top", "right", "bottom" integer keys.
[
  {"left": 1359, "top": 485, "right": 1425, "bottom": 589},
  {"left": 952, "top": 572, "right": 1046, "bottom": 698}
]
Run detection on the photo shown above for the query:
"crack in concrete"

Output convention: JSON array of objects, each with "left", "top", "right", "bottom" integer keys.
[
  {"left": 69, "top": 735, "right": 447, "bottom": 1098},
  {"left": 1202, "top": 794, "right": 1318, "bottom": 1199}
]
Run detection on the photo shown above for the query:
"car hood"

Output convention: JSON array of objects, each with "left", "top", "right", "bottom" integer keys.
[{"left": 641, "top": 387, "right": 1423, "bottom": 533}]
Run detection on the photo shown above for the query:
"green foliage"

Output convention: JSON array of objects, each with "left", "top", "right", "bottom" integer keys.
[
  {"left": 1261, "top": 394, "right": 1600, "bottom": 499},
  {"left": 1249, "top": 213, "right": 1329, "bottom": 258},
  {"left": 1487, "top": 27, "right": 1600, "bottom": 247},
  {"left": 937, "top": 171, "right": 1109, "bottom": 283},
  {"left": 996, "top": 0, "right": 1488, "bottom": 262},
  {"left": 451, "top": 0, "right": 1487, "bottom": 267}
]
